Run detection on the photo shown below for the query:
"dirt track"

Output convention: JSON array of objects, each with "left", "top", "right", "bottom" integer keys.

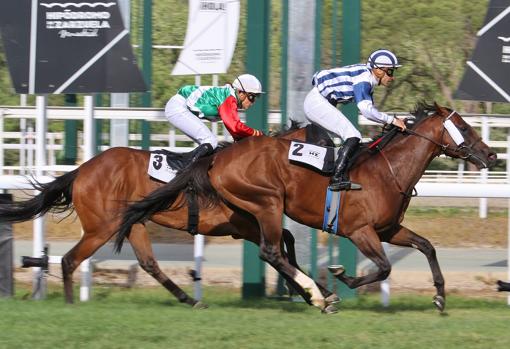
[{"left": 10, "top": 197, "right": 509, "bottom": 299}]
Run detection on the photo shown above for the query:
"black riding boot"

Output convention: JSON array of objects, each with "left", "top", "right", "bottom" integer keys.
[
  {"left": 329, "top": 137, "right": 361, "bottom": 191},
  {"left": 189, "top": 143, "right": 214, "bottom": 165}
]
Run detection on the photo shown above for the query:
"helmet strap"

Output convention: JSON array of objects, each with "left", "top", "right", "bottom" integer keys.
[{"left": 235, "top": 77, "right": 247, "bottom": 92}]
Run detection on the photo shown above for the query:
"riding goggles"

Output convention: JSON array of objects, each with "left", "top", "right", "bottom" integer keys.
[{"left": 246, "top": 93, "right": 260, "bottom": 103}]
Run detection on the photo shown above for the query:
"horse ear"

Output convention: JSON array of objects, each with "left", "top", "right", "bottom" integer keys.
[{"left": 433, "top": 102, "right": 448, "bottom": 116}]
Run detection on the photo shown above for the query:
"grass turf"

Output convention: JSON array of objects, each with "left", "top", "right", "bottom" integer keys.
[{"left": 1, "top": 284, "right": 509, "bottom": 349}]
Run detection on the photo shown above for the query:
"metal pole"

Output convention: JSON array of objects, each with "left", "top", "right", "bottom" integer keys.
[
  {"left": 80, "top": 95, "right": 95, "bottom": 302},
  {"left": 280, "top": 0, "right": 288, "bottom": 126},
  {"left": 338, "top": 0, "right": 361, "bottom": 299},
  {"left": 141, "top": 0, "right": 152, "bottom": 149},
  {"left": 193, "top": 234, "right": 204, "bottom": 300},
  {"left": 479, "top": 116, "right": 489, "bottom": 218},
  {"left": 33, "top": 95, "right": 47, "bottom": 300},
  {"left": 507, "top": 134, "right": 510, "bottom": 306},
  {"left": 111, "top": 0, "right": 130, "bottom": 148},
  {"left": 243, "top": 0, "right": 270, "bottom": 299},
  {"left": 19, "top": 95, "right": 27, "bottom": 174},
  {"left": 380, "top": 242, "right": 390, "bottom": 306},
  {"left": 309, "top": 0, "right": 322, "bottom": 281}
]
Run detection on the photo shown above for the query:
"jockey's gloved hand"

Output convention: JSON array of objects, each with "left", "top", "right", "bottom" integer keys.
[{"left": 391, "top": 116, "right": 407, "bottom": 131}]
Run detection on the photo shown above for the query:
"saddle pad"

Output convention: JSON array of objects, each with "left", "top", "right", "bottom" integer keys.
[
  {"left": 148, "top": 153, "right": 178, "bottom": 183},
  {"left": 288, "top": 141, "right": 335, "bottom": 173}
]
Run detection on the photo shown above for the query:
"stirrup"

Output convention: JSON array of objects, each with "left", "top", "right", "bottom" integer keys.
[{"left": 329, "top": 180, "right": 362, "bottom": 191}]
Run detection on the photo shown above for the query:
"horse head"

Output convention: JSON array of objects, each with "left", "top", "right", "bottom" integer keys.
[{"left": 409, "top": 102, "right": 497, "bottom": 169}]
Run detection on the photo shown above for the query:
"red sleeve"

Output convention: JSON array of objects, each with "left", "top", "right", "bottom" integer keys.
[{"left": 218, "top": 95, "right": 256, "bottom": 140}]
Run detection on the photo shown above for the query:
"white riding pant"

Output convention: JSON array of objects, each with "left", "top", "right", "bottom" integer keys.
[
  {"left": 303, "top": 87, "right": 361, "bottom": 141},
  {"left": 164, "top": 94, "right": 218, "bottom": 149}
]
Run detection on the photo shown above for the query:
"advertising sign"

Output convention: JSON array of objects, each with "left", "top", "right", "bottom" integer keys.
[
  {"left": 455, "top": 0, "right": 510, "bottom": 103},
  {"left": 171, "top": 0, "right": 240, "bottom": 75},
  {"left": 0, "top": 0, "right": 146, "bottom": 94}
]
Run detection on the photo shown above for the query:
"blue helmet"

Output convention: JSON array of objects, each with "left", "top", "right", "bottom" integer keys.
[{"left": 366, "top": 49, "right": 401, "bottom": 69}]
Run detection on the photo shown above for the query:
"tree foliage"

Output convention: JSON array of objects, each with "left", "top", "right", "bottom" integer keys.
[{"left": 0, "top": 0, "right": 508, "bottom": 115}]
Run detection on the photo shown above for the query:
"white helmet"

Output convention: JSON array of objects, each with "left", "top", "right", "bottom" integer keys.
[
  {"left": 232, "top": 74, "right": 264, "bottom": 94},
  {"left": 366, "top": 49, "right": 401, "bottom": 69}
]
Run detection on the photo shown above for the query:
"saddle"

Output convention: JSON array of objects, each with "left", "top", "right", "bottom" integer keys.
[{"left": 151, "top": 147, "right": 199, "bottom": 172}]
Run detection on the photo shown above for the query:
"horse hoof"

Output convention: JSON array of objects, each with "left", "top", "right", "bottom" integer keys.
[
  {"left": 432, "top": 295, "right": 445, "bottom": 312},
  {"left": 325, "top": 294, "right": 341, "bottom": 305},
  {"left": 321, "top": 304, "right": 339, "bottom": 314},
  {"left": 328, "top": 264, "right": 345, "bottom": 276},
  {"left": 193, "top": 301, "right": 209, "bottom": 310}
]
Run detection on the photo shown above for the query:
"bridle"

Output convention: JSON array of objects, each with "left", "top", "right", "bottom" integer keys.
[
  {"left": 404, "top": 110, "right": 487, "bottom": 167},
  {"left": 377, "top": 110, "right": 487, "bottom": 197}
]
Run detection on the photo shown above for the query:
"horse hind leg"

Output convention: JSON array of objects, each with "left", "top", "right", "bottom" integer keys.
[
  {"left": 331, "top": 225, "right": 391, "bottom": 289},
  {"left": 254, "top": 217, "right": 331, "bottom": 313},
  {"left": 281, "top": 229, "right": 340, "bottom": 305},
  {"left": 127, "top": 224, "right": 206, "bottom": 309},
  {"left": 61, "top": 226, "right": 115, "bottom": 304},
  {"left": 386, "top": 225, "right": 445, "bottom": 312}
]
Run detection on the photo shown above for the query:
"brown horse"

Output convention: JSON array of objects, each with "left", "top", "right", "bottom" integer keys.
[
  {"left": 114, "top": 102, "right": 497, "bottom": 313},
  {"left": 0, "top": 124, "right": 339, "bottom": 310}
]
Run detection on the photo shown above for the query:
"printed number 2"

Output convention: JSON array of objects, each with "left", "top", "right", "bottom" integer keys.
[
  {"left": 153, "top": 155, "right": 163, "bottom": 170},
  {"left": 292, "top": 143, "right": 304, "bottom": 156}
]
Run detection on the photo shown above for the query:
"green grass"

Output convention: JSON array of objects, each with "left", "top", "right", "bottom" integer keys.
[{"left": 1, "top": 284, "right": 509, "bottom": 349}]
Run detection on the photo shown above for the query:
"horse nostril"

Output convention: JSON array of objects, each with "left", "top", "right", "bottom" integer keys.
[{"left": 489, "top": 152, "right": 497, "bottom": 161}]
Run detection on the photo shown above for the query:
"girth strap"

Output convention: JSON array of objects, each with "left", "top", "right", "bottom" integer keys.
[
  {"left": 186, "top": 183, "right": 199, "bottom": 235},
  {"left": 377, "top": 149, "right": 405, "bottom": 195}
]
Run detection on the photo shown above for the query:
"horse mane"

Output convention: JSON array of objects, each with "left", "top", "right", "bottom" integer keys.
[
  {"left": 410, "top": 101, "right": 448, "bottom": 127},
  {"left": 268, "top": 119, "right": 301, "bottom": 137}
]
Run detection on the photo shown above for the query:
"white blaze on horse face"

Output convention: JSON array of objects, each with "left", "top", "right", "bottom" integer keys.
[
  {"left": 294, "top": 270, "right": 325, "bottom": 309},
  {"left": 444, "top": 119, "right": 465, "bottom": 145}
]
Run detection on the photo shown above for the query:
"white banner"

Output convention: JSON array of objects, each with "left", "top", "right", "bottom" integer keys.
[{"left": 172, "top": 0, "right": 240, "bottom": 75}]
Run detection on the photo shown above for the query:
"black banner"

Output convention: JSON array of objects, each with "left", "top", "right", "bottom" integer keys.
[
  {"left": 454, "top": 0, "right": 510, "bottom": 103},
  {"left": 0, "top": 0, "right": 146, "bottom": 94}
]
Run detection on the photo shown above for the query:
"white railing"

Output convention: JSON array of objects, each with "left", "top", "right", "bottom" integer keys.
[{"left": 1, "top": 106, "right": 509, "bottom": 168}]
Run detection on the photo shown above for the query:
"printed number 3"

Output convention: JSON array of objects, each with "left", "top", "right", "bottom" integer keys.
[
  {"left": 153, "top": 155, "right": 163, "bottom": 170},
  {"left": 292, "top": 143, "right": 304, "bottom": 156}
]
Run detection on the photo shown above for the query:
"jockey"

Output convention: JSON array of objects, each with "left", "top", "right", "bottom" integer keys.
[
  {"left": 303, "top": 48, "right": 407, "bottom": 191},
  {"left": 164, "top": 74, "right": 265, "bottom": 165}
]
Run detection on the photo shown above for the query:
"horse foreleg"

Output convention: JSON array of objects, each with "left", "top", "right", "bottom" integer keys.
[
  {"left": 331, "top": 225, "right": 391, "bottom": 289},
  {"left": 127, "top": 224, "right": 206, "bottom": 309},
  {"left": 281, "top": 229, "right": 339, "bottom": 305},
  {"left": 387, "top": 225, "right": 445, "bottom": 312}
]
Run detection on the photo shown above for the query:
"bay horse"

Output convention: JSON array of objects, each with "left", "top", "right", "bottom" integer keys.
[
  {"left": 114, "top": 102, "right": 497, "bottom": 313},
  {"left": 0, "top": 124, "right": 340, "bottom": 310}
]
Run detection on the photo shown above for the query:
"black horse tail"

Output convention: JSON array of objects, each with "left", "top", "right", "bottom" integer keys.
[
  {"left": 114, "top": 156, "right": 221, "bottom": 253},
  {"left": 0, "top": 169, "right": 78, "bottom": 223}
]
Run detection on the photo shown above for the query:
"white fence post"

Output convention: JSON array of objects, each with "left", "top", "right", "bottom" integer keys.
[
  {"left": 479, "top": 116, "right": 489, "bottom": 218},
  {"left": 32, "top": 95, "right": 47, "bottom": 300},
  {"left": 80, "top": 95, "right": 95, "bottom": 302}
]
